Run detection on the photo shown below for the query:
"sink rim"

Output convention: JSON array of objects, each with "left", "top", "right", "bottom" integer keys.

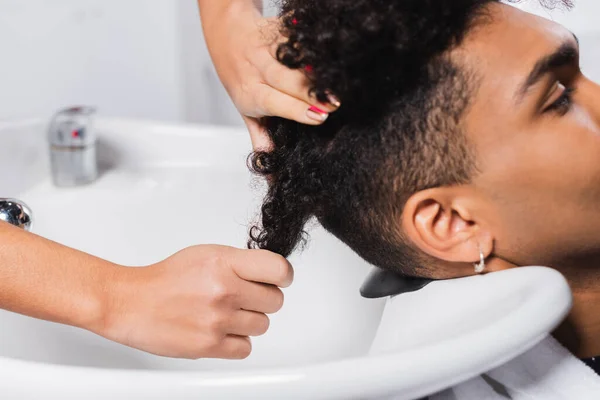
[{"left": 0, "top": 266, "right": 571, "bottom": 400}]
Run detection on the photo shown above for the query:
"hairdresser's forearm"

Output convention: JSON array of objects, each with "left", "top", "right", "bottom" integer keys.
[
  {"left": 0, "top": 221, "right": 118, "bottom": 334},
  {"left": 197, "top": 0, "right": 262, "bottom": 18},
  {"left": 198, "top": 0, "right": 263, "bottom": 47}
]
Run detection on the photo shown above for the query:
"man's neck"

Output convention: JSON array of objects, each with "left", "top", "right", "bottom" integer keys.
[{"left": 553, "top": 268, "right": 600, "bottom": 358}]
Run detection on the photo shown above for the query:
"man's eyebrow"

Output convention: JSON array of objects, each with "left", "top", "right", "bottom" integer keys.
[{"left": 515, "top": 34, "right": 579, "bottom": 102}]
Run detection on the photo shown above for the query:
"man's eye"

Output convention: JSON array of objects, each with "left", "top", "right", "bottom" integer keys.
[{"left": 545, "top": 86, "right": 576, "bottom": 116}]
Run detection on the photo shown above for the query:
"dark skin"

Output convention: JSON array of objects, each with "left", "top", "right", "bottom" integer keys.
[{"left": 401, "top": 3, "right": 600, "bottom": 358}]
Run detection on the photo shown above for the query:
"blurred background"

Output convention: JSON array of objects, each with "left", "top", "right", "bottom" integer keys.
[{"left": 0, "top": 0, "right": 596, "bottom": 127}]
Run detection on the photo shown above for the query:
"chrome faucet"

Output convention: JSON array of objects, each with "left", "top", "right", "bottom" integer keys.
[
  {"left": 0, "top": 199, "right": 32, "bottom": 231},
  {"left": 48, "top": 106, "right": 98, "bottom": 187}
]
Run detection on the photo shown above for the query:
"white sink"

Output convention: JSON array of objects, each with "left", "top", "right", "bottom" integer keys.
[{"left": 0, "top": 118, "right": 572, "bottom": 399}]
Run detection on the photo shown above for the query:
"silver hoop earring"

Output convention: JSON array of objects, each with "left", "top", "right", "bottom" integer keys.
[{"left": 474, "top": 246, "right": 485, "bottom": 274}]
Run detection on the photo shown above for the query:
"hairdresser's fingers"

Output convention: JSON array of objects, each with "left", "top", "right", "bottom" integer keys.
[
  {"left": 226, "top": 310, "right": 271, "bottom": 337},
  {"left": 243, "top": 116, "right": 272, "bottom": 151},
  {"left": 257, "top": 85, "right": 329, "bottom": 125},
  {"left": 207, "top": 335, "right": 252, "bottom": 360},
  {"left": 257, "top": 29, "right": 340, "bottom": 113},
  {"left": 230, "top": 248, "right": 294, "bottom": 288},
  {"left": 260, "top": 59, "right": 339, "bottom": 113},
  {"left": 236, "top": 280, "right": 285, "bottom": 314}
]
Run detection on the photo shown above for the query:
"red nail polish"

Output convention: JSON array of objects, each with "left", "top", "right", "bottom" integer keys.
[
  {"left": 292, "top": 18, "right": 298, "bottom": 25},
  {"left": 304, "top": 65, "right": 313, "bottom": 73},
  {"left": 309, "top": 105, "right": 326, "bottom": 114}
]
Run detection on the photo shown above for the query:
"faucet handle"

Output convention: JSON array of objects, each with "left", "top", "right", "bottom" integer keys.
[
  {"left": 0, "top": 199, "right": 32, "bottom": 231},
  {"left": 48, "top": 106, "right": 97, "bottom": 148}
]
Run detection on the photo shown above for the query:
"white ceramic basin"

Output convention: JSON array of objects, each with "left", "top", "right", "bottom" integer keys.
[{"left": 0, "top": 118, "right": 572, "bottom": 399}]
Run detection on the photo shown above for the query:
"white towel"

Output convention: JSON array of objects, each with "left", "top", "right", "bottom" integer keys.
[{"left": 430, "top": 334, "right": 600, "bottom": 399}]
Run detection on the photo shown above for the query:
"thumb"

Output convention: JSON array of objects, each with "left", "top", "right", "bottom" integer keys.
[{"left": 243, "top": 116, "right": 273, "bottom": 151}]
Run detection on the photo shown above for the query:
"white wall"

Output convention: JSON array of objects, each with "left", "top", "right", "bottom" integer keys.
[
  {"left": 0, "top": 0, "right": 186, "bottom": 122},
  {"left": 0, "top": 0, "right": 598, "bottom": 125}
]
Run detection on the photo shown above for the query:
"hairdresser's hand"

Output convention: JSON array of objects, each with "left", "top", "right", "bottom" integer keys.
[
  {"left": 198, "top": 0, "right": 340, "bottom": 149},
  {"left": 102, "top": 245, "right": 293, "bottom": 359}
]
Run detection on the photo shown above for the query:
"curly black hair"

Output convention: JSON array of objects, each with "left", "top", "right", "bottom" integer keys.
[{"left": 248, "top": 0, "right": 573, "bottom": 277}]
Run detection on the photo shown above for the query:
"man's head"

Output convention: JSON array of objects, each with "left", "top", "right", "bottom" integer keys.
[{"left": 249, "top": 0, "right": 600, "bottom": 282}]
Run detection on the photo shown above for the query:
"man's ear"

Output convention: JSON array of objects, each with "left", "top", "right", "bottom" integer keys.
[{"left": 401, "top": 187, "right": 494, "bottom": 268}]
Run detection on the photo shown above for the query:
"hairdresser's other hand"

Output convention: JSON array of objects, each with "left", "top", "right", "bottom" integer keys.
[
  {"left": 102, "top": 245, "right": 293, "bottom": 359},
  {"left": 198, "top": 0, "right": 340, "bottom": 149}
]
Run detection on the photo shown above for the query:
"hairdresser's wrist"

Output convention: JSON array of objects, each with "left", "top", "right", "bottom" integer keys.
[
  {"left": 198, "top": 0, "right": 262, "bottom": 35},
  {"left": 200, "top": 0, "right": 264, "bottom": 88},
  {"left": 79, "top": 262, "right": 130, "bottom": 339}
]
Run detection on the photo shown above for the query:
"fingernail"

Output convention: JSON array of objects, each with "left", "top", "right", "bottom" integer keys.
[
  {"left": 307, "top": 106, "right": 328, "bottom": 122},
  {"left": 326, "top": 93, "right": 341, "bottom": 108}
]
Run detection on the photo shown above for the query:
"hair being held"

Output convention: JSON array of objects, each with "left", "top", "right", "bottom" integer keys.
[{"left": 248, "top": 0, "right": 572, "bottom": 276}]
